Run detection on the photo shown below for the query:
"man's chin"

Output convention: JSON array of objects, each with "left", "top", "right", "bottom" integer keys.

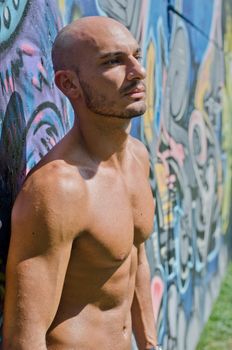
[{"left": 125, "top": 102, "right": 146, "bottom": 117}]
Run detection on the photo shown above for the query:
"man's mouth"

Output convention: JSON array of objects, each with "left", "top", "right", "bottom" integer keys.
[
  {"left": 124, "top": 85, "right": 146, "bottom": 99},
  {"left": 123, "top": 83, "right": 146, "bottom": 98}
]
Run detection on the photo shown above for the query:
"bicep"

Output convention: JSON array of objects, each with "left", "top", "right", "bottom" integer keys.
[{"left": 3, "top": 191, "right": 73, "bottom": 342}]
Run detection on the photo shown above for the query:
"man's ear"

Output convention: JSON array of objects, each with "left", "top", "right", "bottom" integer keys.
[{"left": 54, "top": 70, "right": 81, "bottom": 99}]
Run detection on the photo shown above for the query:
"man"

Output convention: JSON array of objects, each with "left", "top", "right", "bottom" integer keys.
[{"left": 3, "top": 16, "right": 160, "bottom": 350}]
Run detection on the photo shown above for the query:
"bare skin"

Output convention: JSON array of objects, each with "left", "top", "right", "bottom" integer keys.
[{"left": 3, "top": 17, "right": 157, "bottom": 350}]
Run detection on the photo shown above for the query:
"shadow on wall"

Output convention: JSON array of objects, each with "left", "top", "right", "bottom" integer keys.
[{"left": 0, "top": 92, "right": 27, "bottom": 332}]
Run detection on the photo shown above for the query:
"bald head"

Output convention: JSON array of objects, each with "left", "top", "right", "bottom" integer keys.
[{"left": 52, "top": 16, "right": 135, "bottom": 73}]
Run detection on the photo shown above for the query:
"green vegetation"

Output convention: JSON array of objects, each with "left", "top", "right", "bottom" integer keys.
[{"left": 196, "top": 262, "right": 232, "bottom": 350}]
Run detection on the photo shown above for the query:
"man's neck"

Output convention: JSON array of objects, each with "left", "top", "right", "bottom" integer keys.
[{"left": 72, "top": 112, "right": 132, "bottom": 168}]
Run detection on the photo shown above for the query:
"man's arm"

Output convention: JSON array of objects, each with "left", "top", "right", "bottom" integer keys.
[
  {"left": 131, "top": 137, "right": 158, "bottom": 349},
  {"left": 3, "top": 168, "right": 83, "bottom": 349},
  {"left": 131, "top": 243, "right": 157, "bottom": 350}
]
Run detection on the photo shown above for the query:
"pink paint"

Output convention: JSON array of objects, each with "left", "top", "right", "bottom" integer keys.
[
  {"left": 169, "top": 140, "right": 185, "bottom": 166},
  {"left": 32, "top": 76, "right": 39, "bottom": 88},
  {"left": 26, "top": 166, "right": 31, "bottom": 175},
  {"left": 50, "top": 138, "right": 56, "bottom": 147},
  {"left": 9, "top": 75, "right": 14, "bottom": 92},
  {"left": 139, "top": 0, "right": 148, "bottom": 44},
  {"left": 169, "top": 174, "right": 176, "bottom": 183},
  {"left": 159, "top": 125, "right": 185, "bottom": 167},
  {"left": 20, "top": 43, "right": 36, "bottom": 56},
  {"left": 3, "top": 75, "right": 14, "bottom": 94},
  {"left": 33, "top": 111, "right": 44, "bottom": 124},
  {"left": 151, "top": 275, "right": 164, "bottom": 323},
  {"left": 37, "top": 62, "right": 47, "bottom": 78},
  {"left": 57, "top": 17, "right": 62, "bottom": 30},
  {"left": 4, "top": 79, "right": 9, "bottom": 94}
]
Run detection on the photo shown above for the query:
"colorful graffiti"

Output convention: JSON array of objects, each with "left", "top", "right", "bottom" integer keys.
[
  {"left": 0, "top": 0, "right": 71, "bottom": 337},
  {"left": 222, "top": 0, "right": 232, "bottom": 236},
  {"left": 143, "top": 1, "right": 228, "bottom": 349},
  {"left": 0, "top": 0, "right": 232, "bottom": 349}
]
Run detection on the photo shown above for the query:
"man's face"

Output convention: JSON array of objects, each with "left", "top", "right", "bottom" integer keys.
[{"left": 75, "top": 24, "right": 146, "bottom": 119}]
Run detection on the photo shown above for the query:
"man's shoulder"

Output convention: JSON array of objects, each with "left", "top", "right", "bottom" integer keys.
[
  {"left": 129, "top": 135, "right": 149, "bottom": 155},
  {"left": 29, "top": 158, "right": 84, "bottom": 188},
  {"left": 12, "top": 159, "right": 88, "bottom": 238},
  {"left": 16, "top": 159, "right": 87, "bottom": 214}
]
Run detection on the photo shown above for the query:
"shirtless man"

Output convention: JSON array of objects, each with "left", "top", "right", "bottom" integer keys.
[{"left": 3, "top": 16, "right": 160, "bottom": 350}]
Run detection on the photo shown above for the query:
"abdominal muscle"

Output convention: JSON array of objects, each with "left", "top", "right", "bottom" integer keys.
[{"left": 46, "top": 246, "right": 138, "bottom": 350}]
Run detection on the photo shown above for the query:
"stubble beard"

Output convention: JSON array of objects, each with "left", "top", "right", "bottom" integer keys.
[{"left": 79, "top": 79, "right": 146, "bottom": 119}]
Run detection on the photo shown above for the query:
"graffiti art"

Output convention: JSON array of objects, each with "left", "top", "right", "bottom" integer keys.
[{"left": 0, "top": 0, "right": 232, "bottom": 349}]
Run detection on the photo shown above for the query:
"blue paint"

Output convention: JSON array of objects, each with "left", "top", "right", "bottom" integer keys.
[{"left": 1, "top": 1, "right": 232, "bottom": 349}]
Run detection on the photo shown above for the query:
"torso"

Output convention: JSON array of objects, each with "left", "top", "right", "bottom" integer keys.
[{"left": 43, "top": 136, "right": 154, "bottom": 350}]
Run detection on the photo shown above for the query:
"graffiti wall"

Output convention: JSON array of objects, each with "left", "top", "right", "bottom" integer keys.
[
  {"left": 0, "top": 0, "right": 71, "bottom": 335},
  {"left": 0, "top": 0, "right": 232, "bottom": 349}
]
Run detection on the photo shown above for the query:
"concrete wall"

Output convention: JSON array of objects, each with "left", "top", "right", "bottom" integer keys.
[{"left": 1, "top": 1, "right": 232, "bottom": 349}]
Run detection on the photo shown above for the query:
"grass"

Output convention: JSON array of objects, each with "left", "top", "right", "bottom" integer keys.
[{"left": 196, "top": 261, "right": 232, "bottom": 350}]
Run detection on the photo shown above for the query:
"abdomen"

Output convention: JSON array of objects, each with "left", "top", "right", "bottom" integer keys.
[{"left": 46, "top": 248, "right": 138, "bottom": 349}]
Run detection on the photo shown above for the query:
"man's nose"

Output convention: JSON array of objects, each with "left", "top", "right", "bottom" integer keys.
[{"left": 127, "top": 57, "right": 146, "bottom": 80}]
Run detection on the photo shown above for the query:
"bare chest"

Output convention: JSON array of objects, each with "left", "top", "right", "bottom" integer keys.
[{"left": 75, "top": 169, "right": 154, "bottom": 265}]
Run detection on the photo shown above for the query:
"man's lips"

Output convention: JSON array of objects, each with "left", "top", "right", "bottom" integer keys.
[
  {"left": 123, "top": 84, "right": 146, "bottom": 97},
  {"left": 121, "top": 81, "right": 146, "bottom": 95},
  {"left": 126, "top": 86, "right": 145, "bottom": 94}
]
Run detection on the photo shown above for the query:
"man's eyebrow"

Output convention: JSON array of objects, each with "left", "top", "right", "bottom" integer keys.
[
  {"left": 98, "top": 47, "right": 142, "bottom": 59},
  {"left": 98, "top": 51, "right": 124, "bottom": 59}
]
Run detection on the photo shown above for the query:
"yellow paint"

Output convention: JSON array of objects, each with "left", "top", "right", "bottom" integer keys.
[
  {"left": 155, "top": 163, "right": 173, "bottom": 229},
  {"left": 162, "top": 201, "right": 172, "bottom": 212},
  {"left": 195, "top": 45, "right": 213, "bottom": 112},
  {"left": 57, "top": 0, "right": 65, "bottom": 15},
  {"left": 164, "top": 212, "right": 173, "bottom": 227},
  {"left": 143, "top": 40, "right": 156, "bottom": 143}
]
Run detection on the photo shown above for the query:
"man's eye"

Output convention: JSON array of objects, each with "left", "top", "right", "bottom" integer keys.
[{"left": 104, "top": 58, "right": 121, "bottom": 65}]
